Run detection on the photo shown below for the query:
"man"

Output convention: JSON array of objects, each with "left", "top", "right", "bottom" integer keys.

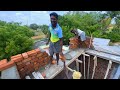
[
  {"left": 71, "top": 29, "right": 93, "bottom": 49},
  {"left": 46, "top": 12, "right": 65, "bottom": 65},
  {"left": 71, "top": 29, "right": 86, "bottom": 42}
]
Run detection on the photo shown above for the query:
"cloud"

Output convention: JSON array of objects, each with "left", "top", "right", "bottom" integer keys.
[
  {"left": 16, "top": 12, "right": 24, "bottom": 16},
  {"left": 31, "top": 11, "right": 47, "bottom": 14},
  {"left": 29, "top": 11, "right": 50, "bottom": 25}
]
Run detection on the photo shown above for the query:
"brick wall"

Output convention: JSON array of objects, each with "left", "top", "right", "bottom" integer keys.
[
  {"left": 0, "top": 48, "right": 51, "bottom": 79},
  {"left": 78, "top": 55, "right": 118, "bottom": 79},
  {"left": 69, "top": 37, "right": 93, "bottom": 49}
]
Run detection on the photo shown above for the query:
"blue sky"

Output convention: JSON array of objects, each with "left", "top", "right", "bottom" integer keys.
[
  {"left": 0, "top": 11, "right": 69, "bottom": 25},
  {"left": 0, "top": 11, "right": 115, "bottom": 25}
]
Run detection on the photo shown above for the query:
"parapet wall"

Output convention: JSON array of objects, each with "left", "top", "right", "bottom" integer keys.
[{"left": 0, "top": 48, "right": 50, "bottom": 79}]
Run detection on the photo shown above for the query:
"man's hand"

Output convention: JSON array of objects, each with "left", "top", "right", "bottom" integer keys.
[{"left": 60, "top": 41, "right": 63, "bottom": 46}]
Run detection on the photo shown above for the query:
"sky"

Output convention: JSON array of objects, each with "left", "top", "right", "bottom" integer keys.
[
  {"left": 0, "top": 11, "right": 115, "bottom": 25},
  {"left": 0, "top": 11, "right": 69, "bottom": 25}
]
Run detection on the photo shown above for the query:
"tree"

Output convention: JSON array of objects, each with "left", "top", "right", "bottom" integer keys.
[
  {"left": 0, "top": 20, "right": 34, "bottom": 61},
  {"left": 29, "top": 23, "right": 39, "bottom": 30},
  {"left": 38, "top": 25, "right": 48, "bottom": 35}
]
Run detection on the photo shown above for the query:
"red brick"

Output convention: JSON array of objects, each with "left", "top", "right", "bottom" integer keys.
[
  {"left": 16, "top": 61, "right": 22, "bottom": 65},
  {"left": 34, "top": 62, "right": 37, "bottom": 65},
  {"left": 0, "top": 59, "right": 7, "bottom": 66},
  {"left": 11, "top": 54, "right": 22, "bottom": 59},
  {"left": 24, "top": 66, "right": 28, "bottom": 71},
  {"left": 34, "top": 67, "right": 39, "bottom": 71},
  {"left": 19, "top": 69, "right": 26, "bottom": 79},
  {"left": 33, "top": 59, "right": 39, "bottom": 62},
  {"left": 30, "top": 60, "right": 34, "bottom": 63},
  {"left": 37, "top": 59, "right": 43, "bottom": 63},
  {"left": 34, "top": 63, "right": 40, "bottom": 68},
  {"left": 35, "top": 48, "right": 41, "bottom": 54},
  {"left": 42, "top": 52, "right": 48, "bottom": 57},
  {"left": 17, "top": 63, "right": 25, "bottom": 70},
  {"left": 30, "top": 68, "right": 34, "bottom": 73},
  {"left": 27, "top": 66, "right": 34, "bottom": 72},
  {"left": 22, "top": 52, "right": 28, "bottom": 59},
  {"left": 44, "top": 62, "right": 48, "bottom": 65},
  {"left": 11, "top": 55, "right": 23, "bottom": 63},
  {"left": 27, "top": 50, "right": 37, "bottom": 57},
  {"left": 0, "top": 61, "right": 15, "bottom": 71},
  {"left": 22, "top": 58, "right": 31, "bottom": 63},
  {"left": 25, "top": 61, "right": 31, "bottom": 65},
  {"left": 36, "top": 53, "right": 43, "bottom": 58},
  {"left": 19, "top": 68, "right": 24, "bottom": 71},
  {"left": 41, "top": 63, "right": 45, "bottom": 67},
  {"left": 31, "top": 56, "right": 36, "bottom": 60},
  {"left": 25, "top": 70, "right": 31, "bottom": 75},
  {"left": 19, "top": 73, "right": 26, "bottom": 79}
]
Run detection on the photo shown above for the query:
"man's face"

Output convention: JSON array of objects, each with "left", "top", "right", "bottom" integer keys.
[{"left": 50, "top": 15, "right": 57, "bottom": 27}]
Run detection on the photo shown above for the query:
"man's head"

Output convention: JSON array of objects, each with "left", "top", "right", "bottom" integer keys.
[
  {"left": 71, "top": 29, "right": 77, "bottom": 33},
  {"left": 50, "top": 12, "right": 58, "bottom": 28}
]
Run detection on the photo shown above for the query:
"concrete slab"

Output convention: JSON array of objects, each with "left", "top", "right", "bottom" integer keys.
[
  {"left": 1, "top": 65, "right": 20, "bottom": 79},
  {"left": 93, "top": 46, "right": 120, "bottom": 56},
  {"left": 93, "top": 38, "right": 110, "bottom": 46}
]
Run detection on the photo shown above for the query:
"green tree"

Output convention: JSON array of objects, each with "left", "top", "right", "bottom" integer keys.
[
  {"left": 29, "top": 23, "right": 39, "bottom": 30},
  {"left": 38, "top": 25, "right": 48, "bottom": 35},
  {"left": 0, "top": 20, "right": 34, "bottom": 61}
]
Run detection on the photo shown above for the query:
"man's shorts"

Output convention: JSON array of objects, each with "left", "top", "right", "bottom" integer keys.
[{"left": 49, "top": 40, "right": 61, "bottom": 56}]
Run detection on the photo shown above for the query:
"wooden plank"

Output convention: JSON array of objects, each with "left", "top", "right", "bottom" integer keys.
[
  {"left": 83, "top": 55, "right": 86, "bottom": 79},
  {"left": 66, "top": 66, "right": 75, "bottom": 72},
  {"left": 76, "top": 60, "right": 79, "bottom": 72},
  {"left": 104, "top": 60, "right": 112, "bottom": 79},
  {"left": 76, "top": 59, "right": 82, "bottom": 63},
  {"left": 87, "top": 56, "right": 90, "bottom": 79},
  {"left": 91, "top": 56, "right": 97, "bottom": 79}
]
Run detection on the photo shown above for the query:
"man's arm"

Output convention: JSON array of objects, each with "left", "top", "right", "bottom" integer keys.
[
  {"left": 46, "top": 31, "right": 51, "bottom": 45},
  {"left": 58, "top": 27, "right": 63, "bottom": 51},
  {"left": 75, "top": 30, "right": 79, "bottom": 37},
  {"left": 59, "top": 37, "right": 63, "bottom": 46}
]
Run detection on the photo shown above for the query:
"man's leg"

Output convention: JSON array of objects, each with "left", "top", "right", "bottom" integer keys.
[
  {"left": 60, "top": 45, "right": 66, "bottom": 67},
  {"left": 49, "top": 42, "right": 54, "bottom": 64},
  {"left": 56, "top": 53, "right": 59, "bottom": 65},
  {"left": 50, "top": 55, "right": 53, "bottom": 63}
]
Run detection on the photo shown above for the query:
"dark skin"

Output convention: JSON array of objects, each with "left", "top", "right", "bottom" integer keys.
[{"left": 46, "top": 15, "right": 64, "bottom": 65}]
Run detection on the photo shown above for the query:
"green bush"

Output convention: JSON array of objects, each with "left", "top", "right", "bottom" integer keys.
[
  {"left": 0, "top": 21, "right": 34, "bottom": 61},
  {"left": 106, "top": 27, "right": 120, "bottom": 42}
]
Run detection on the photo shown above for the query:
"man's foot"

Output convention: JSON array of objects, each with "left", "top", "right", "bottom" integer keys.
[
  {"left": 51, "top": 59, "right": 56, "bottom": 64},
  {"left": 57, "top": 61, "right": 59, "bottom": 65}
]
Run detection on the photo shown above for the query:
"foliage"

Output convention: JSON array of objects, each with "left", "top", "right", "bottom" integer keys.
[
  {"left": 38, "top": 25, "right": 49, "bottom": 35},
  {"left": 0, "top": 21, "right": 34, "bottom": 61},
  {"left": 58, "top": 12, "right": 104, "bottom": 45},
  {"left": 58, "top": 11, "right": 120, "bottom": 44},
  {"left": 29, "top": 23, "right": 39, "bottom": 30}
]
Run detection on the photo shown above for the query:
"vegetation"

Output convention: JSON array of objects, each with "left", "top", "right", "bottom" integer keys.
[
  {"left": 0, "top": 21, "right": 34, "bottom": 61},
  {"left": 57, "top": 11, "right": 120, "bottom": 44}
]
